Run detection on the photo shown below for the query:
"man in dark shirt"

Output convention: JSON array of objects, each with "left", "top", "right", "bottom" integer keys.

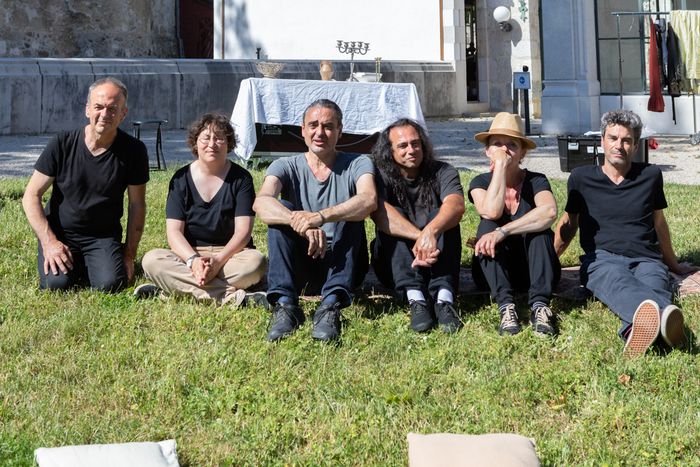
[
  {"left": 555, "top": 109, "right": 697, "bottom": 357},
  {"left": 370, "top": 118, "right": 465, "bottom": 333},
  {"left": 22, "top": 77, "right": 149, "bottom": 292}
]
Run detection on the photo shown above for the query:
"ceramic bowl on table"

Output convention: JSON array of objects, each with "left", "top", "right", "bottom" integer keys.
[
  {"left": 352, "top": 72, "right": 382, "bottom": 83},
  {"left": 256, "top": 61, "right": 285, "bottom": 78}
]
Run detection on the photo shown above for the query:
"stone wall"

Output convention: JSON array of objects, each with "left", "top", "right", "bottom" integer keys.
[
  {"left": 0, "top": 58, "right": 459, "bottom": 135},
  {"left": 0, "top": 0, "right": 179, "bottom": 58}
]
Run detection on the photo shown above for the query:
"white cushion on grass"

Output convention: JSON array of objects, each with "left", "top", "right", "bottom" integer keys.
[
  {"left": 407, "top": 432, "right": 540, "bottom": 467},
  {"left": 34, "top": 439, "right": 179, "bottom": 467}
]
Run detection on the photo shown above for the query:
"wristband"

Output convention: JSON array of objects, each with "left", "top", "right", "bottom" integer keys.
[
  {"left": 495, "top": 227, "right": 509, "bottom": 238},
  {"left": 186, "top": 253, "right": 200, "bottom": 269},
  {"left": 317, "top": 211, "right": 326, "bottom": 226}
]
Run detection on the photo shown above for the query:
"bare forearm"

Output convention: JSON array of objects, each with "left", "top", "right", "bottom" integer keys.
[
  {"left": 167, "top": 229, "right": 198, "bottom": 261},
  {"left": 501, "top": 205, "right": 557, "bottom": 236},
  {"left": 22, "top": 195, "right": 57, "bottom": 246},
  {"left": 655, "top": 219, "right": 681, "bottom": 272},
  {"left": 479, "top": 163, "right": 507, "bottom": 219},
  {"left": 554, "top": 218, "right": 577, "bottom": 256},
  {"left": 253, "top": 195, "right": 292, "bottom": 225},
  {"left": 215, "top": 233, "right": 252, "bottom": 262},
  {"left": 372, "top": 202, "right": 420, "bottom": 241},
  {"left": 320, "top": 192, "right": 377, "bottom": 223},
  {"left": 124, "top": 202, "right": 146, "bottom": 259},
  {"left": 424, "top": 197, "right": 465, "bottom": 237}
]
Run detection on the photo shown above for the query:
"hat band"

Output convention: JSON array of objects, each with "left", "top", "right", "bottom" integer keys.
[{"left": 487, "top": 127, "right": 525, "bottom": 138}]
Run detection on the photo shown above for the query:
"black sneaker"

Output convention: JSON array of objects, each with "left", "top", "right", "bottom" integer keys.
[
  {"left": 530, "top": 304, "right": 556, "bottom": 336},
  {"left": 267, "top": 302, "right": 305, "bottom": 341},
  {"left": 498, "top": 303, "right": 521, "bottom": 336},
  {"left": 410, "top": 300, "right": 435, "bottom": 333},
  {"left": 133, "top": 283, "right": 159, "bottom": 299},
  {"left": 435, "top": 302, "right": 463, "bottom": 334},
  {"left": 311, "top": 302, "right": 342, "bottom": 342},
  {"left": 245, "top": 291, "right": 270, "bottom": 310}
]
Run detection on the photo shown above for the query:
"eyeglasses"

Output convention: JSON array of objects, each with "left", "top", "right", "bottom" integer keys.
[{"left": 198, "top": 135, "right": 227, "bottom": 145}]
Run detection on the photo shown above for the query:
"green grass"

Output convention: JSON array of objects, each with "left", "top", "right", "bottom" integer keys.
[{"left": 1, "top": 167, "right": 699, "bottom": 465}]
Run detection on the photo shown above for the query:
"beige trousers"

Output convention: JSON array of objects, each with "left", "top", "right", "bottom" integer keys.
[{"left": 142, "top": 246, "right": 267, "bottom": 302}]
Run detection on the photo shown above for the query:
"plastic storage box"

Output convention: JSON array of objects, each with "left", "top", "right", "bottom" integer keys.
[{"left": 557, "top": 135, "right": 648, "bottom": 172}]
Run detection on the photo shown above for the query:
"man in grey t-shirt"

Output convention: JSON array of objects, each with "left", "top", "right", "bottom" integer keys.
[{"left": 253, "top": 99, "right": 377, "bottom": 342}]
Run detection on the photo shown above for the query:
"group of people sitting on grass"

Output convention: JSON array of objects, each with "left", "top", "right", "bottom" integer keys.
[{"left": 21, "top": 77, "right": 697, "bottom": 357}]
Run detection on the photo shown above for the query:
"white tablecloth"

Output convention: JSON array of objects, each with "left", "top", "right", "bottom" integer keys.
[{"left": 230, "top": 78, "right": 425, "bottom": 159}]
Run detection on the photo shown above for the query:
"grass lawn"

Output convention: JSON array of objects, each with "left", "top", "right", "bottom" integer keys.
[{"left": 1, "top": 166, "right": 699, "bottom": 466}]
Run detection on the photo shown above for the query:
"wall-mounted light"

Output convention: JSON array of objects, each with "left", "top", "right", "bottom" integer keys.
[{"left": 493, "top": 6, "right": 512, "bottom": 32}]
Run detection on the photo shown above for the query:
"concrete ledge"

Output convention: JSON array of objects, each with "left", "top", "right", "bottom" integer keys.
[
  {"left": 0, "top": 59, "right": 42, "bottom": 134},
  {"left": 39, "top": 59, "right": 94, "bottom": 133},
  {"left": 91, "top": 59, "right": 182, "bottom": 132},
  {"left": 0, "top": 58, "right": 461, "bottom": 135}
]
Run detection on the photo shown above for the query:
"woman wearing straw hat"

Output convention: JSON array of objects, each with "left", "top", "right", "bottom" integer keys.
[{"left": 468, "top": 112, "right": 561, "bottom": 336}]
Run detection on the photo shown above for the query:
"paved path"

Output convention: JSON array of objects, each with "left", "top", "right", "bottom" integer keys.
[{"left": 2, "top": 117, "right": 699, "bottom": 184}]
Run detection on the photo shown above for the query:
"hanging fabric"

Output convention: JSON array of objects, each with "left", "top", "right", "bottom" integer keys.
[
  {"left": 647, "top": 17, "right": 665, "bottom": 112},
  {"left": 669, "top": 10, "right": 700, "bottom": 93},
  {"left": 667, "top": 23, "right": 682, "bottom": 123},
  {"left": 654, "top": 20, "right": 668, "bottom": 89}
]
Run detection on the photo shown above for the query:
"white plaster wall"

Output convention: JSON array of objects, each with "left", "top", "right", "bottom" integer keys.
[
  {"left": 541, "top": 0, "right": 601, "bottom": 135},
  {"left": 442, "top": 0, "right": 468, "bottom": 113},
  {"left": 511, "top": 0, "right": 541, "bottom": 117},
  {"left": 600, "top": 95, "right": 700, "bottom": 135},
  {"left": 471, "top": 0, "right": 540, "bottom": 114},
  {"left": 216, "top": 0, "right": 442, "bottom": 61}
]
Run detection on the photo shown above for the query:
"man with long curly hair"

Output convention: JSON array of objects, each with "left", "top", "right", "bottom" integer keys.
[{"left": 370, "top": 118, "right": 465, "bottom": 333}]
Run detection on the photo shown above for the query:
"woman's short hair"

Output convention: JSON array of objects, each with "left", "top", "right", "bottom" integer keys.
[{"left": 187, "top": 112, "right": 236, "bottom": 156}]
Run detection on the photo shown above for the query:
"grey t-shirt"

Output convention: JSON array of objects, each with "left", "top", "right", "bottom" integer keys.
[{"left": 266, "top": 152, "right": 374, "bottom": 239}]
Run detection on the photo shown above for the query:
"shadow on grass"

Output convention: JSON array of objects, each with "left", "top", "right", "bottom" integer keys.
[
  {"left": 354, "top": 295, "right": 402, "bottom": 320},
  {"left": 653, "top": 326, "right": 699, "bottom": 356}
]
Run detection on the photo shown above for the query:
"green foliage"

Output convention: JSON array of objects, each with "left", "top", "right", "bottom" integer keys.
[{"left": 1, "top": 168, "right": 699, "bottom": 465}]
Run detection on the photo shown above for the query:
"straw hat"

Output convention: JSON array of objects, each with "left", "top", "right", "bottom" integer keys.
[{"left": 474, "top": 112, "right": 536, "bottom": 150}]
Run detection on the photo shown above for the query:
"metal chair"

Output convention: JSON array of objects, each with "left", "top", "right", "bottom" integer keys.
[{"left": 131, "top": 119, "right": 168, "bottom": 170}]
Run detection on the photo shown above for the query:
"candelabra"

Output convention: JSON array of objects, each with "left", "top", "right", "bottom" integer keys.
[
  {"left": 336, "top": 40, "right": 370, "bottom": 81},
  {"left": 374, "top": 57, "right": 382, "bottom": 83}
]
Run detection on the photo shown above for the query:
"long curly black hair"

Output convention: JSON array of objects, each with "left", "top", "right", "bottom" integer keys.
[{"left": 371, "top": 118, "right": 438, "bottom": 213}]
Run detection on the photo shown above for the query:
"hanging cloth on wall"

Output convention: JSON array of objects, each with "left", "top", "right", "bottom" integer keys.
[
  {"left": 655, "top": 20, "right": 668, "bottom": 89},
  {"left": 666, "top": 23, "right": 683, "bottom": 123},
  {"left": 669, "top": 10, "right": 700, "bottom": 93},
  {"left": 647, "top": 17, "right": 665, "bottom": 112}
]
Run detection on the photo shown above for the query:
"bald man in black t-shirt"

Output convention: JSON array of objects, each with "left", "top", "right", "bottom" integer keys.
[{"left": 22, "top": 77, "right": 149, "bottom": 292}]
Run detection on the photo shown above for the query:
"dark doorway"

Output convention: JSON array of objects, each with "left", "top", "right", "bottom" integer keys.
[
  {"left": 180, "top": 0, "right": 213, "bottom": 58},
  {"left": 465, "top": 0, "right": 478, "bottom": 101}
]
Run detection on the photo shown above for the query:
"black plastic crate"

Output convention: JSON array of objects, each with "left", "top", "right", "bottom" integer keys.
[
  {"left": 557, "top": 136, "right": 600, "bottom": 172},
  {"left": 557, "top": 135, "right": 648, "bottom": 172}
]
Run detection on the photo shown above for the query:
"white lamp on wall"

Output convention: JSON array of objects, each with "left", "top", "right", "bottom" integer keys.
[{"left": 493, "top": 6, "right": 512, "bottom": 32}]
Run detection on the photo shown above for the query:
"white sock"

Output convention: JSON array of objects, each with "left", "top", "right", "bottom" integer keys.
[
  {"left": 406, "top": 289, "right": 426, "bottom": 303},
  {"left": 437, "top": 289, "right": 453, "bottom": 304}
]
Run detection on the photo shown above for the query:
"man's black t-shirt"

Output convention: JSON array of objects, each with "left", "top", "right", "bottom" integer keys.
[
  {"left": 468, "top": 170, "right": 552, "bottom": 224},
  {"left": 375, "top": 161, "right": 464, "bottom": 227},
  {"left": 34, "top": 128, "right": 149, "bottom": 238},
  {"left": 165, "top": 161, "right": 256, "bottom": 247},
  {"left": 564, "top": 163, "right": 667, "bottom": 259}
]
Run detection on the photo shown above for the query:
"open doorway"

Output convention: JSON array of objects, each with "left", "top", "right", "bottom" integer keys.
[
  {"left": 465, "top": 0, "right": 478, "bottom": 101},
  {"left": 180, "top": 0, "right": 213, "bottom": 58}
]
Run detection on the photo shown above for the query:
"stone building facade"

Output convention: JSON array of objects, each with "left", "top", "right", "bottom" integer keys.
[{"left": 0, "top": 0, "right": 180, "bottom": 58}]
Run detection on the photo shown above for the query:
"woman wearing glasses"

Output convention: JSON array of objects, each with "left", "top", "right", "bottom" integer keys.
[{"left": 138, "top": 113, "right": 266, "bottom": 306}]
